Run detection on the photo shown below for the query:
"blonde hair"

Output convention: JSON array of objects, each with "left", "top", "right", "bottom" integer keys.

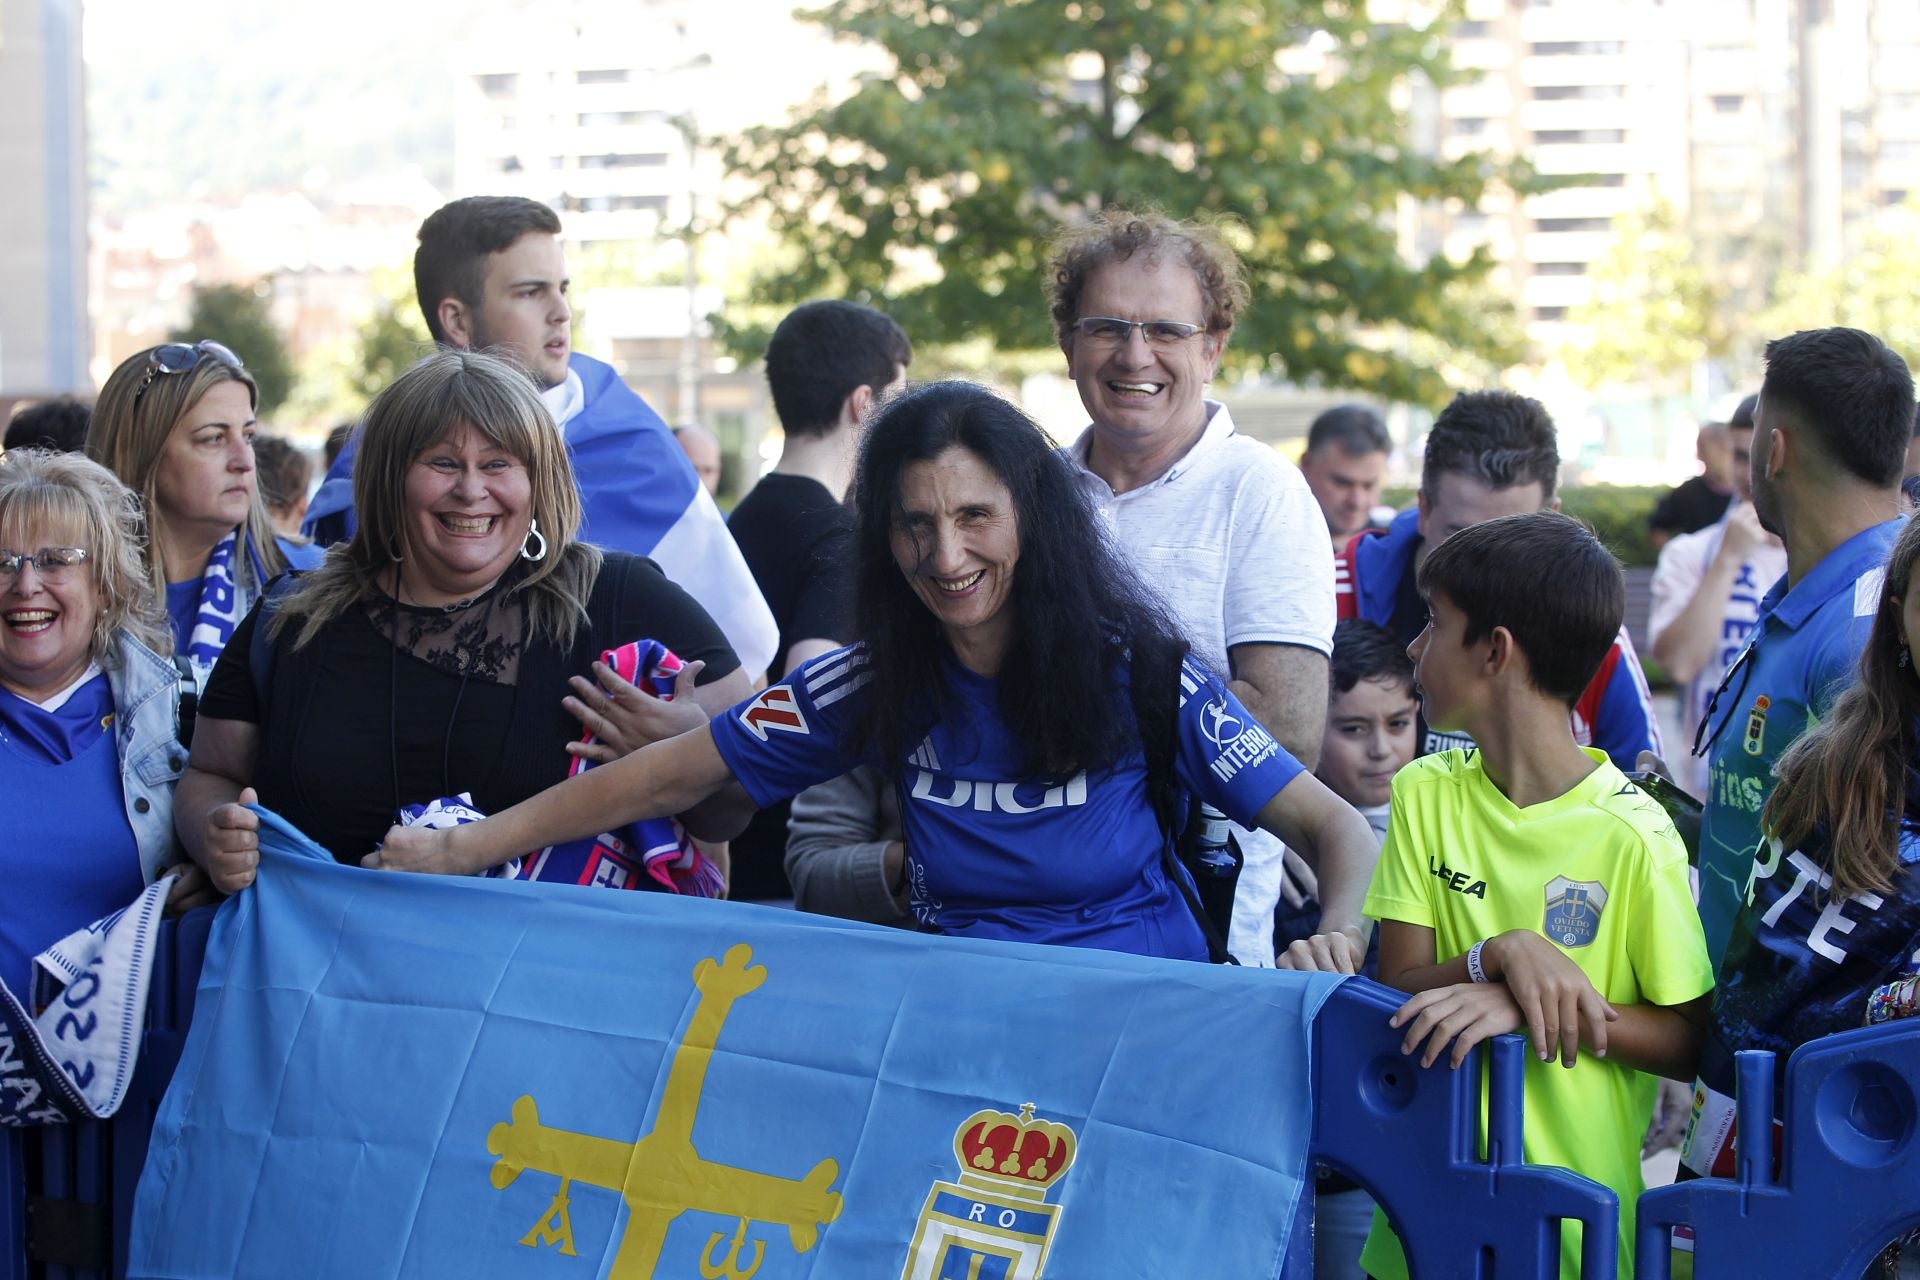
[
  {"left": 0, "top": 448, "right": 170, "bottom": 660},
  {"left": 273, "top": 349, "right": 599, "bottom": 650},
  {"left": 1046, "top": 208, "right": 1251, "bottom": 344},
  {"left": 1763, "top": 514, "right": 1920, "bottom": 898},
  {"left": 87, "top": 344, "right": 289, "bottom": 602}
]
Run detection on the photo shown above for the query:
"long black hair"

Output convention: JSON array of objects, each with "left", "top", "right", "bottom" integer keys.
[{"left": 849, "top": 380, "right": 1190, "bottom": 780}]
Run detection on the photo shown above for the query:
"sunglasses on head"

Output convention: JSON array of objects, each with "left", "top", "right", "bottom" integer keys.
[{"left": 135, "top": 340, "right": 245, "bottom": 401}]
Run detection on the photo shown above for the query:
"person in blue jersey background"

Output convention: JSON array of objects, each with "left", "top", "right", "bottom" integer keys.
[
  {"left": 86, "top": 341, "right": 322, "bottom": 690},
  {"left": 1682, "top": 512, "right": 1920, "bottom": 1191},
  {"left": 374, "top": 381, "right": 1378, "bottom": 969}
]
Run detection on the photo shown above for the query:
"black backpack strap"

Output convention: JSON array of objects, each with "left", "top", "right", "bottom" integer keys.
[
  {"left": 173, "top": 656, "right": 199, "bottom": 750},
  {"left": 1129, "top": 643, "right": 1237, "bottom": 965}
]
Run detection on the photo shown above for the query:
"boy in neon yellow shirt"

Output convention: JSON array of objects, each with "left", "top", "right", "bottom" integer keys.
[{"left": 1359, "top": 511, "right": 1712, "bottom": 1280}]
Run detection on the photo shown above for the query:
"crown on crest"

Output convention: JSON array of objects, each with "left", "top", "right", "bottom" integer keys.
[{"left": 952, "top": 1103, "right": 1078, "bottom": 1200}]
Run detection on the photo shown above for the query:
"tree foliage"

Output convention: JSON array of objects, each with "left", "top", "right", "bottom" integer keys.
[
  {"left": 1565, "top": 199, "right": 1725, "bottom": 394},
  {"left": 1755, "top": 209, "right": 1920, "bottom": 370},
  {"left": 351, "top": 297, "right": 435, "bottom": 404},
  {"left": 172, "top": 283, "right": 297, "bottom": 415},
  {"left": 722, "top": 0, "right": 1531, "bottom": 406}
]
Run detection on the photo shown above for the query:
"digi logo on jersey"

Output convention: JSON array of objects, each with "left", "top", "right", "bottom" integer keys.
[
  {"left": 1203, "top": 696, "right": 1278, "bottom": 783},
  {"left": 738, "top": 685, "right": 811, "bottom": 741},
  {"left": 909, "top": 770, "right": 1089, "bottom": 814}
]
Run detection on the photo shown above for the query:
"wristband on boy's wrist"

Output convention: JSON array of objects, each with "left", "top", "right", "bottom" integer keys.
[{"left": 1466, "top": 938, "right": 1490, "bottom": 984}]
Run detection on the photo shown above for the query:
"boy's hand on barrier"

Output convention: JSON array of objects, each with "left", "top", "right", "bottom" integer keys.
[
  {"left": 204, "top": 788, "right": 262, "bottom": 893},
  {"left": 1277, "top": 926, "right": 1364, "bottom": 974},
  {"left": 1483, "top": 929, "right": 1617, "bottom": 1067},
  {"left": 1390, "top": 982, "right": 1524, "bottom": 1069}
]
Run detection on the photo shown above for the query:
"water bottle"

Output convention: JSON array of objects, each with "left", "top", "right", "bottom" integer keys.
[{"left": 1192, "top": 805, "right": 1236, "bottom": 878}]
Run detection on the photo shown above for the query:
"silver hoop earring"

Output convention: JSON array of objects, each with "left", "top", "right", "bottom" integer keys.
[
  {"left": 1901, "top": 647, "right": 1912, "bottom": 670},
  {"left": 520, "top": 518, "right": 548, "bottom": 563}
]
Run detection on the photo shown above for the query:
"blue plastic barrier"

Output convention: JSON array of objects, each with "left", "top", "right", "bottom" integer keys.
[
  {"left": 1313, "top": 978, "right": 1619, "bottom": 1279},
  {"left": 1, "top": 909, "right": 212, "bottom": 1280},
  {"left": 1635, "top": 1019, "right": 1920, "bottom": 1280}
]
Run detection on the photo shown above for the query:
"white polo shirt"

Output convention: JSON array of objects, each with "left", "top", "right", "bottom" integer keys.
[{"left": 1064, "top": 400, "right": 1337, "bottom": 964}]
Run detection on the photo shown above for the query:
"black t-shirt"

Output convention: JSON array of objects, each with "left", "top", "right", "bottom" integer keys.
[
  {"left": 199, "top": 552, "right": 738, "bottom": 863},
  {"left": 1649, "top": 476, "right": 1733, "bottom": 537},
  {"left": 725, "top": 472, "right": 857, "bottom": 898}
]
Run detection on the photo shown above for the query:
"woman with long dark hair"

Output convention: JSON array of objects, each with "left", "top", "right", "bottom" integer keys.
[{"left": 374, "top": 381, "right": 1377, "bottom": 966}]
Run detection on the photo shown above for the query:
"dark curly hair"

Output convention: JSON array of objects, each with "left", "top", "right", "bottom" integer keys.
[
  {"left": 849, "top": 381, "right": 1190, "bottom": 779},
  {"left": 1046, "top": 209, "right": 1250, "bottom": 344}
]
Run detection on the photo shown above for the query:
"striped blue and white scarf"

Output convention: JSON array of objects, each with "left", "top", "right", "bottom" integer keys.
[{"left": 0, "top": 876, "right": 174, "bottom": 1126}]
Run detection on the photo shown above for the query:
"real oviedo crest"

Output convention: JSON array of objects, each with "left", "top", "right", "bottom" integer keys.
[
  {"left": 901, "top": 1103, "right": 1079, "bottom": 1280},
  {"left": 1543, "top": 876, "right": 1609, "bottom": 949}
]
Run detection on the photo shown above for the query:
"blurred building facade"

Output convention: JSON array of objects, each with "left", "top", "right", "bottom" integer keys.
[
  {"left": 0, "top": 0, "right": 90, "bottom": 411},
  {"left": 449, "top": 0, "right": 876, "bottom": 485},
  {"left": 1404, "top": 0, "right": 1920, "bottom": 350}
]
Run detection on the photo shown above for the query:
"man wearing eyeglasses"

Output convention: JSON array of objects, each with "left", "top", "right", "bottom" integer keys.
[
  {"left": 1693, "top": 328, "right": 1913, "bottom": 966},
  {"left": 1049, "top": 210, "right": 1348, "bottom": 971}
]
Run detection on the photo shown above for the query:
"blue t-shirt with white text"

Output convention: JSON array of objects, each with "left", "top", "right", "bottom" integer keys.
[{"left": 708, "top": 645, "right": 1307, "bottom": 959}]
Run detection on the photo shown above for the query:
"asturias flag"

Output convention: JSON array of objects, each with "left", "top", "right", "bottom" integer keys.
[{"left": 128, "top": 810, "right": 1338, "bottom": 1278}]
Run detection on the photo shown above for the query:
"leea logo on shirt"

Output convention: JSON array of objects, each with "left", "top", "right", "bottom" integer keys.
[
  {"left": 1202, "top": 696, "right": 1278, "bottom": 783},
  {"left": 909, "top": 769, "right": 1089, "bottom": 814}
]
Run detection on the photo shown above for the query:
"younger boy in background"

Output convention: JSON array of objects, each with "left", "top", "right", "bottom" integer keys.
[{"left": 1359, "top": 512, "right": 1712, "bottom": 1280}]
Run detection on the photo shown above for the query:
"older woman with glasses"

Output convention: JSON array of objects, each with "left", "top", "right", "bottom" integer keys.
[
  {"left": 177, "top": 351, "right": 751, "bottom": 890},
  {"left": 87, "top": 341, "right": 323, "bottom": 689},
  {"left": 0, "top": 450, "right": 212, "bottom": 994}
]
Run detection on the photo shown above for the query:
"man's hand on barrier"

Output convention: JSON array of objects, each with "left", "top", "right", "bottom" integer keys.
[
  {"left": 1390, "top": 982, "right": 1524, "bottom": 1069},
  {"left": 1483, "top": 929, "right": 1617, "bottom": 1067},
  {"left": 1277, "top": 925, "right": 1364, "bottom": 974},
  {"left": 203, "top": 788, "right": 262, "bottom": 894},
  {"left": 162, "top": 861, "right": 222, "bottom": 915}
]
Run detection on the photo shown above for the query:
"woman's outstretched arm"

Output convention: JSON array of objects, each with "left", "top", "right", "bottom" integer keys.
[{"left": 370, "top": 723, "right": 741, "bottom": 876}]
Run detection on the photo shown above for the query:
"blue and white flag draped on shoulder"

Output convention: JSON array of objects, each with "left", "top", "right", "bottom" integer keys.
[
  {"left": 129, "top": 809, "right": 1338, "bottom": 1280},
  {"left": 303, "top": 352, "right": 777, "bottom": 676}
]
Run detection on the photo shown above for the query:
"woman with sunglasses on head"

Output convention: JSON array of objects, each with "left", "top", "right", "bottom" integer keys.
[
  {"left": 87, "top": 341, "right": 323, "bottom": 690},
  {"left": 0, "top": 450, "right": 215, "bottom": 997}
]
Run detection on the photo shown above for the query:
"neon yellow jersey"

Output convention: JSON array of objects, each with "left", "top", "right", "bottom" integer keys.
[{"left": 1358, "top": 748, "right": 1712, "bottom": 1280}]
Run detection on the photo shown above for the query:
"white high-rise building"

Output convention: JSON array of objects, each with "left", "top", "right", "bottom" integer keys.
[{"left": 0, "top": 0, "right": 90, "bottom": 406}]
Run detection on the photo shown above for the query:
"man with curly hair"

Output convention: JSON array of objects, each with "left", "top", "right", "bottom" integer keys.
[{"left": 1048, "top": 210, "right": 1347, "bottom": 970}]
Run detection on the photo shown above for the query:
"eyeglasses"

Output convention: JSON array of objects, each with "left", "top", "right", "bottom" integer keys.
[
  {"left": 0, "top": 546, "right": 89, "bottom": 585},
  {"left": 135, "top": 340, "right": 245, "bottom": 401},
  {"left": 1071, "top": 317, "right": 1205, "bottom": 348}
]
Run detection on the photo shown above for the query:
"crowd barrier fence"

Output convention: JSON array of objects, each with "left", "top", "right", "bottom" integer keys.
[{"left": 4, "top": 909, "right": 1916, "bottom": 1278}]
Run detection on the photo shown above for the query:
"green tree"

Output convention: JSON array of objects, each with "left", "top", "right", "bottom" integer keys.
[
  {"left": 1754, "top": 210, "right": 1920, "bottom": 368},
  {"left": 721, "top": 1, "right": 1532, "bottom": 406},
  {"left": 172, "top": 282, "right": 297, "bottom": 414},
  {"left": 351, "top": 298, "right": 435, "bottom": 403},
  {"left": 1565, "top": 199, "right": 1726, "bottom": 396}
]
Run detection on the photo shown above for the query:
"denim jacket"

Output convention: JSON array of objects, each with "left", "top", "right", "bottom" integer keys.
[{"left": 105, "top": 627, "right": 187, "bottom": 883}]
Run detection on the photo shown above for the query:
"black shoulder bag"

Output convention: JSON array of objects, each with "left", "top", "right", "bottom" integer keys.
[{"left": 1129, "top": 644, "right": 1241, "bottom": 964}]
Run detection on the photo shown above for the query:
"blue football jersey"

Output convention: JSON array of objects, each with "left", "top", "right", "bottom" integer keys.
[{"left": 709, "top": 645, "right": 1307, "bottom": 958}]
